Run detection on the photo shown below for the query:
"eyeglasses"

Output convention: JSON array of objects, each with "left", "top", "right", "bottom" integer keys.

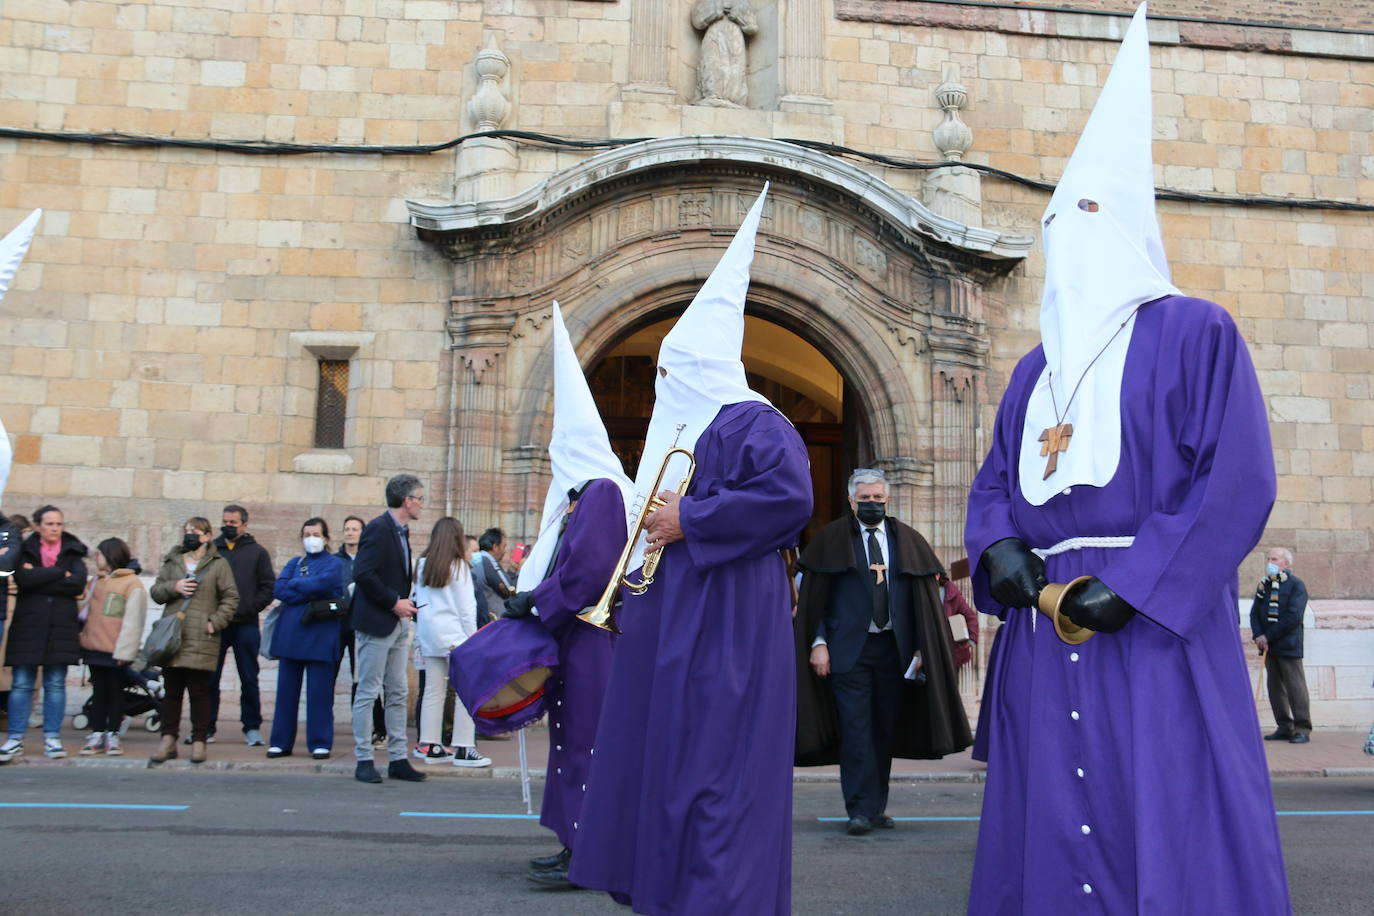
[{"left": 406, "top": 494, "right": 424, "bottom": 504}]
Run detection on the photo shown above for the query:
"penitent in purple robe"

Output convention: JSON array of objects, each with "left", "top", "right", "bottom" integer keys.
[
  {"left": 569, "top": 402, "right": 813, "bottom": 916},
  {"left": 529, "top": 477, "right": 623, "bottom": 850},
  {"left": 965, "top": 296, "right": 1291, "bottom": 914}
]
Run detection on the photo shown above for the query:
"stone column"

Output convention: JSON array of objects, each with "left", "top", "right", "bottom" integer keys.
[
  {"left": 447, "top": 308, "right": 516, "bottom": 525},
  {"left": 626, "top": 0, "right": 674, "bottom": 101},
  {"left": 780, "top": 0, "right": 831, "bottom": 113}
]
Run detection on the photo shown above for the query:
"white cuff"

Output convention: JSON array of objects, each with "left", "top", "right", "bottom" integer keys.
[{"left": 811, "top": 634, "right": 827, "bottom": 648}]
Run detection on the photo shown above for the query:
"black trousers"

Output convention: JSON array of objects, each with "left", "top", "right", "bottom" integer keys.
[
  {"left": 1265, "top": 653, "right": 1312, "bottom": 735},
  {"left": 829, "top": 630, "right": 904, "bottom": 819},
  {"left": 87, "top": 666, "right": 125, "bottom": 732}
]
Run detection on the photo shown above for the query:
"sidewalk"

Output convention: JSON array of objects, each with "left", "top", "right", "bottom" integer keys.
[{"left": 4, "top": 717, "right": 1372, "bottom": 780}]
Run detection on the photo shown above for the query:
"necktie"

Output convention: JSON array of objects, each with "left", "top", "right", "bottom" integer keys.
[{"left": 866, "top": 527, "right": 889, "bottom": 629}]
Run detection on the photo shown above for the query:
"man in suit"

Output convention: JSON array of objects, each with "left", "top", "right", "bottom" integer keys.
[
  {"left": 1250, "top": 547, "right": 1312, "bottom": 744},
  {"left": 349, "top": 474, "right": 427, "bottom": 784},
  {"left": 794, "top": 468, "right": 970, "bottom": 835}
]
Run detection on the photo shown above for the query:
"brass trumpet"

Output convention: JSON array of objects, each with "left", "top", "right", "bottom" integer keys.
[
  {"left": 1036, "top": 576, "right": 1095, "bottom": 645},
  {"left": 577, "top": 432, "right": 696, "bottom": 633}
]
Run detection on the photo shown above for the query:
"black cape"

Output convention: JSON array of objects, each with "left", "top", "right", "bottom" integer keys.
[{"left": 793, "top": 513, "right": 972, "bottom": 765}]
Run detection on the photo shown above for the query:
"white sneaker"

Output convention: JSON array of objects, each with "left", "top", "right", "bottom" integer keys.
[
  {"left": 79, "top": 733, "right": 107, "bottom": 756},
  {"left": 451, "top": 746, "right": 492, "bottom": 768},
  {"left": 106, "top": 734, "right": 123, "bottom": 756},
  {"left": 244, "top": 729, "right": 265, "bottom": 747},
  {"left": 0, "top": 738, "right": 22, "bottom": 763},
  {"left": 43, "top": 738, "right": 67, "bottom": 759}
]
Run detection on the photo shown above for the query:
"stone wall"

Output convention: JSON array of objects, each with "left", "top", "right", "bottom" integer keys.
[{"left": 0, "top": 1, "right": 1369, "bottom": 599}]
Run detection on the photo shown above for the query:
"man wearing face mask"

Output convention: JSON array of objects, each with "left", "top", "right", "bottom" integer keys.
[
  {"left": 1250, "top": 548, "right": 1311, "bottom": 744},
  {"left": 794, "top": 468, "right": 971, "bottom": 835},
  {"left": 206, "top": 504, "right": 276, "bottom": 747}
]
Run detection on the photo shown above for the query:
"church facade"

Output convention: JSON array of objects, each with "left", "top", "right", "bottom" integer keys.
[{"left": 1, "top": 0, "right": 1370, "bottom": 628}]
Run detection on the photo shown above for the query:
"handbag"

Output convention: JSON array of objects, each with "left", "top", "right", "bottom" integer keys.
[
  {"left": 259, "top": 604, "right": 280, "bottom": 660},
  {"left": 135, "top": 610, "right": 185, "bottom": 671},
  {"left": 296, "top": 556, "right": 348, "bottom": 623}
]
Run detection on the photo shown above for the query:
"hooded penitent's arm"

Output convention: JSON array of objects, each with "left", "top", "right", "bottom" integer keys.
[
  {"left": 532, "top": 479, "right": 626, "bottom": 629},
  {"left": 1097, "top": 305, "right": 1275, "bottom": 640},
  {"left": 677, "top": 409, "right": 813, "bottom": 570}
]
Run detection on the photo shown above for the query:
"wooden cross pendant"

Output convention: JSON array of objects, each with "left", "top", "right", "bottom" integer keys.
[
  {"left": 1038, "top": 423, "right": 1074, "bottom": 480},
  {"left": 869, "top": 563, "right": 887, "bottom": 585}
]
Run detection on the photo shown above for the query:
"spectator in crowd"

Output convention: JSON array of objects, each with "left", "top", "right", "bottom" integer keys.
[
  {"left": 795, "top": 469, "right": 970, "bottom": 835},
  {"left": 412, "top": 517, "right": 489, "bottom": 767},
  {"left": 335, "top": 514, "right": 384, "bottom": 745},
  {"left": 267, "top": 518, "right": 347, "bottom": 760},
  {"left": 1251, "top": 547, "right": 1312, "bottom": 744},
  {"left": 78, "top": 537, "right": 149, "bottom": 756},
  {"left": 206, "top": 504, "right": 275, "bottom": 747},
  {"left": 938, "top": 571, "right": 979, "bottom": 674},
  {"left": 149, "top": 517, "right": 238, "bottom": 765},
  {"left": 0, "top": 506, "right": 88, "bottom": 762},
  {"left": 350, "top": 474, "right": 427, "bottom": 784},
  {"left": 473, "top": 528, "right": 513, "bottom": 624},
  {"left": 0, "top": 513, "right": 32, "bottom": 724}
]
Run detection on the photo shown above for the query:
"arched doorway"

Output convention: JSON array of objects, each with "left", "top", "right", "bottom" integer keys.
[{"left": 587, "top": 308, "right": 872, "bottom": 543}]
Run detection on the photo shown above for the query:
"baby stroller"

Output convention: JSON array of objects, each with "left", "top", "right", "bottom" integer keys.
[{"left": 72, "top": 667, "right": 164, "bottom": 735}]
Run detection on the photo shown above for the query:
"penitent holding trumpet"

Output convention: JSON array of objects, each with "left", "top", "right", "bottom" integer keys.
[
  {"left": 963, "top": 7, "right": 1290, "bottom": 915},
  {"left": 568, "top": 186, "right": 813, "bottom": 916}
]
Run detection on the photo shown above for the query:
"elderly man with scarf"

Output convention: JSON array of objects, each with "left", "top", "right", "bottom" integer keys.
[
  {"left": 794, "top": 468, "right": 970, "bottom": 835},
  {"left": 1249, "top": 547, "right": 1311, "bottom": 744},
  {"left": 964, "top": 6, "right": 1289, "bottom": 913}
]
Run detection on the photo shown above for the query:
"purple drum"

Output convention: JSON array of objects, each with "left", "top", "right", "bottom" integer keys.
[{"left": 449, "top": 616, "right": 560, "bottom": 736}]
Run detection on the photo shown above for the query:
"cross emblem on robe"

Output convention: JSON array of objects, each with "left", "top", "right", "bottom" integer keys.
[
  {"left": 1038, "top": 423, "right": 1073, "bottom": 480},
  {"left": 869, "top": 563, "right": 887, "bottom": 585}
]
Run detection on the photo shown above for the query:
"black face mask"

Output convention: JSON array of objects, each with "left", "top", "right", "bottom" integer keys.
[
  {"left": 855, "top": 501, "right": 886, "bottom": 526},
  {"left": 182, "top": 533, "right": 202, "bottom": 552},
  {"left": 220, "top": 525, "right": 239, "bottom": 541}
]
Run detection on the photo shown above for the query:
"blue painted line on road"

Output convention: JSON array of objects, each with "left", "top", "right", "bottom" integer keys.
[
  {"left": 0, "top": 803, "right": 188, "bottom": 811},
  {"left": 400, "top": 811, "right": 540, "bottom": 820},
  {"left": 1276, "top": 810, "right": 1374, "bottom": 817}
]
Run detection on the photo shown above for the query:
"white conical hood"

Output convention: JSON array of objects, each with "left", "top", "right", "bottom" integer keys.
[
  {"left": 516, "top": 302, "right": 635, "bottom": 593},
  {"left": 1018, "top": 3, "right": 1180, "bottom": 506},
  {"left": 626, "top": 185, "right": 778, "bottom": 571},
  {"left": 0, "top": 209, "right": 41, "bottom": 304}
]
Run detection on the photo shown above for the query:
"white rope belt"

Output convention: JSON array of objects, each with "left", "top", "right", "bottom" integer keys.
[{"left": 1032, "top": 536, "right": 1135, "bottom": 559}]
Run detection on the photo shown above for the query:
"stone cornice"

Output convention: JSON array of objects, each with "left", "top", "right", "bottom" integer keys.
[{"left": 406, "top": 135, "right": 1032, "bottom": 262}]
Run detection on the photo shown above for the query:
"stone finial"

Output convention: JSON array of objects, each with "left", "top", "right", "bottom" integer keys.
[
  {"left": 467, "top": 35, "right": 511, "bottom": 132},
  {"left": 933, "top": 64, "right": 973, "bottom": 162}
]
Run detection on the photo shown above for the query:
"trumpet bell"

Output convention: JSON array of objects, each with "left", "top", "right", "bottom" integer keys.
[{"left": 1037, "top": 576, "right": 1095, "bottom": 645}]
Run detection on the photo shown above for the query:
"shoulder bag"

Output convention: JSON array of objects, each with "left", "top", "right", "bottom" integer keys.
[{"left": 298, "top": 556, "right": 348, "bottom": 623}]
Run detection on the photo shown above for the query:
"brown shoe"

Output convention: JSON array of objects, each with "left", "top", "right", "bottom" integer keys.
[
  {"left": 190, "top": 740, "right": 208, "bottom": 764},
  {"left": 150, "top": 735, "right": 179, "bottom": 764}
]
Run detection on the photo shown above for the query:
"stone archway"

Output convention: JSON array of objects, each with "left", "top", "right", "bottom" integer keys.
[{"left": 408, "top": 137, "right": 1028, "bottom": 562}]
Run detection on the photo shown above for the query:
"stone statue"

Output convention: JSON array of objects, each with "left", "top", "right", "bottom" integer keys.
[{"left": 691, "top": 0, "right": 758, "bottom": 108}]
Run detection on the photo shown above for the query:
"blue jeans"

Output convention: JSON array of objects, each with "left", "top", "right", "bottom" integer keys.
[
  {"left": 209, "top": 622, "right": 263, "bottom": 733},
  {"left": 8, "top": 665, "right": 67, "bottom": 740}
]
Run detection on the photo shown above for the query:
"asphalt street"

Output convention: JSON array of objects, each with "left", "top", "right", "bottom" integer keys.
[{"left": 1, "top": 770, "right": 1371, "bottom": 915}]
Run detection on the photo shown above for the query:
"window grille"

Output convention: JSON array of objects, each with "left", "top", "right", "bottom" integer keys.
[{"left": 314, "top": 359, "right": 349, "bottom": 449}]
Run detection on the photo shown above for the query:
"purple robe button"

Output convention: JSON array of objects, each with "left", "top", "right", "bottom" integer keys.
[
  {"left": 1081, "top": 825, "right": 1091, "bottom": 835},
  {"left": 557, "top": 745, "right": 562, "bottom": 751},
  {"left": 1062, "top": 488, "right": 1072, "bottom": 496},
  {"left": 1082, "top": 884, "right": 1093, "bottom": 894},
  {"left": 1076, "top": 767, "right": 1085, "bottom": 777},
  {"left": 557, "top": 768, "right": 562, "bottom": 774},
  {"left": 1070, "top": 652, "right": 1080, "bottom": 662},
  {"left": 1071, "top": 711, "right": 1080, "bottom": 720}
]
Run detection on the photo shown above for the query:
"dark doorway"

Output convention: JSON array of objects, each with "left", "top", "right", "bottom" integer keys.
[{"left": 587, "top": 312, "right": 870, "bottom": 545}]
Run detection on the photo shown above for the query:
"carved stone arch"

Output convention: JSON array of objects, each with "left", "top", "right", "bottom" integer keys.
[{"left": 409, "top": 137, "right": 1028, "bottom": 557}]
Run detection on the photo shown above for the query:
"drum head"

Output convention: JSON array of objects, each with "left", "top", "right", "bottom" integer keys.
[{"left": 477, "top": 666, "right": 552, "bottom": 716}]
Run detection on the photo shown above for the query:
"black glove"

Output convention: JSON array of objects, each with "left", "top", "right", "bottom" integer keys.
[
  {"left": 503, "top": 591, "right": 536, "bottom": 619},
  {"left": 1061, "top": 578, "right": 1136, "bottom": 633},
  {"left": 980, "top": 538, "right": 1048, "bottom": 610}
]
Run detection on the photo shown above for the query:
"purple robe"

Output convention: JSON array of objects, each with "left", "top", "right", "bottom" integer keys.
[
  {"left": 529, "top": 477, "right": 623, "bottom": 850},
  {"left": 569, "top": 402, "right": 813, "bottom": 916},
  {"left": 965, "top": 296, "right": 1291, "bottom": 914}
]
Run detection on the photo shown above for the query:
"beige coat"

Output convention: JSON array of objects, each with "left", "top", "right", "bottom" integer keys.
[
  {"left": 80, "top": 569, "right": 149, "bottom": 663},
  {"left": 148, "top": 543, "right": 238, "bottom": 671}
]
